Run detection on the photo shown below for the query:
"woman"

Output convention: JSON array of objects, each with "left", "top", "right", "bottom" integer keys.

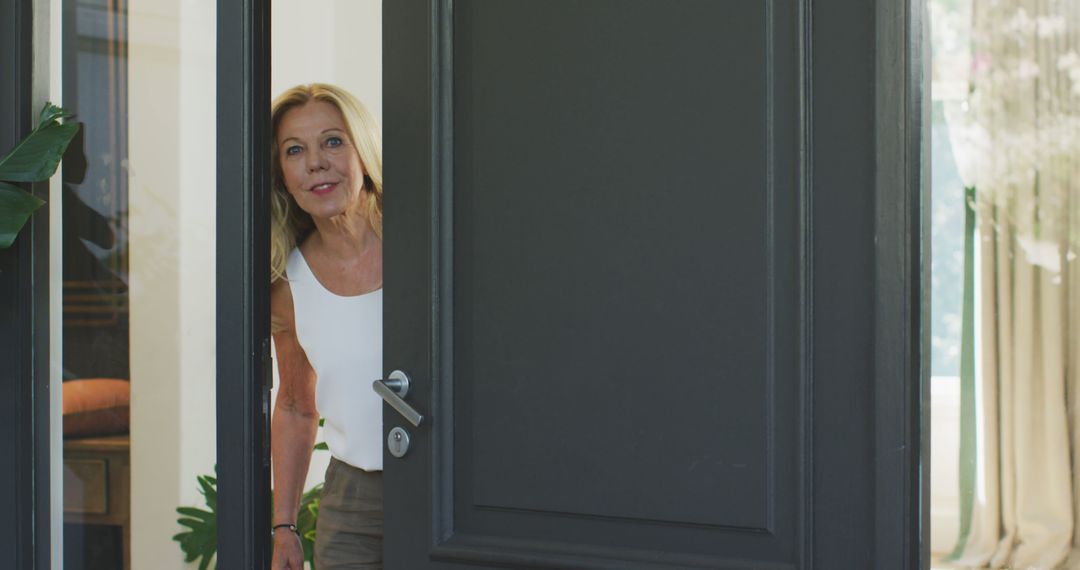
[{"left": 268, "top": 83, "right": 384, "bottom": 570}]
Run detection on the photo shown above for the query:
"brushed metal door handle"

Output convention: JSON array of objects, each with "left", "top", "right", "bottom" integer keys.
[{"left": 373, "top": 370, "right": 424, "bottom": 427}]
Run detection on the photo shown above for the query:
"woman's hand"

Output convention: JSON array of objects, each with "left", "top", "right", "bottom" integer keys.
[{"left": 272, "top": 529, "right": 305, "bottom": 570}]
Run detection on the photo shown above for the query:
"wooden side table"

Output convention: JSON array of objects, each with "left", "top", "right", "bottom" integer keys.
[{"left": 64, "top": 435, "right": 131, "bottom": 570}]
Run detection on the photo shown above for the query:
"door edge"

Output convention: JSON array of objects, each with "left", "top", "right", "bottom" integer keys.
[{"left": 872, "top": 0, "right": 928, "bottom": 566}]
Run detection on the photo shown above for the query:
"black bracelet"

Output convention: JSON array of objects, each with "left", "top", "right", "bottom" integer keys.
[{"left": 271, "top": 523, "right": 298, "bottom": 537}]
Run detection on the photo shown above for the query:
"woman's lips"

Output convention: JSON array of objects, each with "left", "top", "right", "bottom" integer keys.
[{"left": 310, "top": 182, "right": 337, "bottom": 195}]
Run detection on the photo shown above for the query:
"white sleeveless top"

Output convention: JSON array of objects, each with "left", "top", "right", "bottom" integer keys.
[{"left": 286, "top": 248, "right": 383, "bottom": 471}]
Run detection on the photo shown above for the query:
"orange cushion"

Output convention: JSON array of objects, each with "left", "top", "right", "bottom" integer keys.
[{"left": 63, "top": 378, "right": 130, "bottom": 438}]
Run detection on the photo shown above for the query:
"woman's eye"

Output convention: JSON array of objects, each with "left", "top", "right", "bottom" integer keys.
[
  {"left": 326, "top": 136, "right": 343, "bottom": 148},
  {"left": 285, "top": 145, "right": 302, "bottom": 156}
]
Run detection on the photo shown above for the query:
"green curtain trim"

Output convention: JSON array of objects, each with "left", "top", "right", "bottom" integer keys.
[{"left": 948, "top": 185, "right": 978, "bottom": 561}]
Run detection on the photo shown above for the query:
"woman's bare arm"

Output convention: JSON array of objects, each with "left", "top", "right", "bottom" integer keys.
[{"left": 270, "top": 278, "right": 318, "bottom": 568}]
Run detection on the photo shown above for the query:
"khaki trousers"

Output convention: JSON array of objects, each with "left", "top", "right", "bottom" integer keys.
[{"left": 314, "top": 458, "right": 383, "bottom": 569}]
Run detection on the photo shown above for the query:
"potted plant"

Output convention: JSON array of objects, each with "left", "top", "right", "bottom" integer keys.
[
  {"left": 175, "top": 428, "right": 329, "bottom": 569},
  {"left": 0, "top": 103, "right": 80, "bottom": 248},
  {"left": 173, "top": 471, "right": 324, "bottom": 570}
]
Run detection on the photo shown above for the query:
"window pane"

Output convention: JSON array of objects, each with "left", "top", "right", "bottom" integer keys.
[{"left": 58, "top": 0, "right": 217, "bottom": 567}]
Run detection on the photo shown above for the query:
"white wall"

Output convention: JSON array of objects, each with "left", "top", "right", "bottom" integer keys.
[
  {"left": 271, "top": 0, "right": 382, "bottom": 120},
  {"left": 128, "top": 0, "right": 217, "bottom": 567},
  {"left": 270, "top": 0, "right": 382, "bottom": 492}
]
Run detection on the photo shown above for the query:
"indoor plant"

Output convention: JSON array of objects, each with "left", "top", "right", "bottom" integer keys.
[
  {"left": 0, "top": 102, "right": 80, "bottom": 248},
  {"left": 174, "top": 428, "right": 328, "bottom": 569},
  {"left": 173, "top": 471, "right": 324, "bottom": 570}
]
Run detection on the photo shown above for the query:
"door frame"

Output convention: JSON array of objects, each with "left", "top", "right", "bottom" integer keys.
[
  {"left": 215, "top": 0, "right": 273, "bottom": 565},
  {"left": 0, "top": 0, "right": 276, "bottom": 566},
  {"left": 0, "top": 0, "right": 274, "bottom": 566},
  {"left": 873, "top": 0, "right": 927, "bottom": 566},
  {"left": 0, "top": 0, "right": 52, "bottom": 566}
]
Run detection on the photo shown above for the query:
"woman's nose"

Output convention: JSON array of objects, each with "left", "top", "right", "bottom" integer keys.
[{"left": 306, "top": 148, "right": 329, "bottom": 171}]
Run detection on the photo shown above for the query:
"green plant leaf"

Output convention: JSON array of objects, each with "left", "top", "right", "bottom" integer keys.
[
  {"left": 297, "top": 483, "right": 323, "bottom": 565},
  {"left": 177, "top": 506, "right": 214, "bottom": 520},
  {"left": 176, "top": 517, "right": 206, "bottom": 530},
  {"left": 38, "top": 102, "right": 72, "bottom": 126},
  {"left": 0, "top": 181, "right": 44, "bottom": 248},
  {"left": 198, "top": 474, "right": 218, "bottom": 510},
  {"left": 174, "top": 473, "right": 218, "bottom": 570},
  {"left": 313, "top": 442, "right": 329, "bottom": 451},
  {"left": 0, "top": 119, "right": 79, "bottom": 183}
]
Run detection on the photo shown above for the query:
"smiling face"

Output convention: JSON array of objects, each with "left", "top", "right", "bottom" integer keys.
[{"left": 276, "top": 100, "right": 368, "bottom": 222}]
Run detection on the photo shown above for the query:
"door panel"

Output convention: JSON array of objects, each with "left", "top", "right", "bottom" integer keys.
[
  {"left": 453, "top": 0, "right": 801, "bottom": 558},
  {"left": 384, "top": 0, "right": 912, "bottom": 567}
]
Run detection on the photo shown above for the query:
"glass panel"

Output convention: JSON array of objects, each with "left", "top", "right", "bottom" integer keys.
[
  {"left": 57, "top": 0, "right": 217, "bottom": 567},
  {"left": 928, "top": 0, "right": 976, "bottom": 564},
  {"left": 930, "top": 0, "right": 1080, "bottom": 567}
]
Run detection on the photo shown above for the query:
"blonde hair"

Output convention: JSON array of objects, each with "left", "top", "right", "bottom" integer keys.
[{"left": 269, "top": 83, "right": 383, "bottom": 282}]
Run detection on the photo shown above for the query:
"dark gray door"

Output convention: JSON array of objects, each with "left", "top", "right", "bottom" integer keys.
[{"left": 383, "top": 1, "right": 923, "bottom": 568}]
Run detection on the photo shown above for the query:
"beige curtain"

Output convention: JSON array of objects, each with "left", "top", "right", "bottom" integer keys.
[{"left": 946, "top": 0, "right": 1080, "bottom": 568}]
